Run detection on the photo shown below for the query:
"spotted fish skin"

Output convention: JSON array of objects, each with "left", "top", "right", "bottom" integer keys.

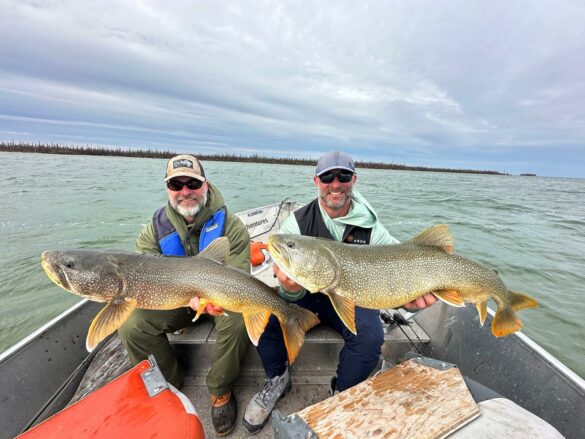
[
  {"left": 41, "top": 237, "right": 319, "bottom": 360},
  {"left": 268, "top": 224, "right": 538, "bottom": 337}
]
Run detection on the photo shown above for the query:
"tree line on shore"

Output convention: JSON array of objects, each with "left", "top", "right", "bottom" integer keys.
[{"left": 0, "top": 141, "right": 507, "bottom": 175}]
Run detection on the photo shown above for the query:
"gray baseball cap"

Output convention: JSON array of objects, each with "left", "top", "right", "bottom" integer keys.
[{"left": 315, "top": 151, "right": 356, "bottom": 176}]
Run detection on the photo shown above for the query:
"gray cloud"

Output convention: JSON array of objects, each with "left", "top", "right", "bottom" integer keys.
[{"left": 1, "top": 0, "right": 584, "bottom": 176}]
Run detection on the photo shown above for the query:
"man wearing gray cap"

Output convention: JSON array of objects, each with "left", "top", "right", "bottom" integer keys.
[
  {"left": 243, "top": 151, "right": 436, "bottom": 434},
  {"left": 118, "top": 154, "right": 250, "bottom": 435}
]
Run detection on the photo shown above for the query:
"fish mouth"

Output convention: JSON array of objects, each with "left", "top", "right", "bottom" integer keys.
[
  {"left": 267, "top": 237, "right": 288, "bottom": 266},
  {"left": 268, "top": 236, "right": 306, "bottom": 285},
  {"left": 41, "top": 252, "right": 71, "bottom": 291}
]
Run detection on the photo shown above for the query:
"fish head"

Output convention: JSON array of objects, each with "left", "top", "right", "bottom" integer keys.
[
  {"left": 41, "top": 250, "right": 124, "bottom": 302},
  {"left": 268, "top": 234, "right": 339, "bottom": 292}
]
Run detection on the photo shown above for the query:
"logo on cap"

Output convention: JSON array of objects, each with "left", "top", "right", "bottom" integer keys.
[{"left": 173, "top": 159, "right": 193, "bottom": 169}]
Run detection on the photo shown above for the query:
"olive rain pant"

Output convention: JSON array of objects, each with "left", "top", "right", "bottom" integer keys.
[{"left": 118, "top": 307, "right": 249, "bottom": 396}]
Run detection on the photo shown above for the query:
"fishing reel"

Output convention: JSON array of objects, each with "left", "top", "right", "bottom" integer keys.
[{"left": 380, "top": 309, "right": 411, "bottom": 328}]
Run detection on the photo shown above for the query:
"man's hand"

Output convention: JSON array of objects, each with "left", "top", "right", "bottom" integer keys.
[
  {"left": 189, "top": 297, "right": 224, "bottom": 316},
  {"left": 273, "top": 264, "right": 303, "bottom": 293},
  {"left": 403, "top": 292, "right": 437, "bottom": 310}
]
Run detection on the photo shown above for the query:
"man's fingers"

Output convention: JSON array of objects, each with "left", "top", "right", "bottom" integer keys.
[
  {"left": 189, "top": 297, "right": 224, "bottom": 316},
  {"left": 206, "top": 304, "right": 224, "bottom": 316},
  {"left": 273, "top": 264, "right": 302, "bottom": 292},
  {"left": 415, "top": 296, "right": 426, "bottom": 308},
  {"left": 424, "top": 293, "right": 437, "bottom": 306},
  {"left": 403, "top": 292, "right": 437, "bottom": 310}
]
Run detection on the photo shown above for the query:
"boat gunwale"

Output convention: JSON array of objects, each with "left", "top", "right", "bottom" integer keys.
[
  {"left": 0, "top": 299, "right": 88, "bottom": 364},
  {"left": 485, "top": 307, "right": 585, "bottom": 392}
]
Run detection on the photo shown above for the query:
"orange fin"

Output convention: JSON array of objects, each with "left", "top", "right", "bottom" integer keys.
[
  {"left": 510, "top": 291, "right": 539, "bottom": 311},
  {"left": 87, "top": 298, "right": 136, "bottom": 352},
  {"left": 476, "top": 300, "right": 488, "bottom": 326},
  {"left": 192, "top": 298, "right": 210, "bottom": 322},
  {"left": 433, "top": 289, "right": 465, "bottom": 307},
  {"left": 280, "top": 305, "right": 320, "bottom": 364},
  {"left": 326, "top": 292, "right": 356, "bottom": 335},
  {"left": 409, "top": 224, "right": 455, "bottom": 254},
  {"left": 492, "top": 307, "right": 522, "bottom": 337},
  {"left": 242, "top": 310, "right": 271, "bottom": 346},
  {"left": 192, "top": 299, "right": 228, "bottom": 322}
]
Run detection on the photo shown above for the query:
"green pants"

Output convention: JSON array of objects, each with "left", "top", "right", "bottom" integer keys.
[{"left": 118, "top": 307, "right": 249, "bottom": 396}]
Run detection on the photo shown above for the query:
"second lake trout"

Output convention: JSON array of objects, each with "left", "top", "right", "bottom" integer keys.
[
  {"left": 41, "top": 237, "right": 319, "bottom": 363},
  {"left": 268, "top": 224, "right": 538, "bottom": 337}
]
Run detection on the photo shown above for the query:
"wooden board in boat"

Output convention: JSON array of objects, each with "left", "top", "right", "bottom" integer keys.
[{"left": 295, "top": 359, "right": 480, "bottom": 439}]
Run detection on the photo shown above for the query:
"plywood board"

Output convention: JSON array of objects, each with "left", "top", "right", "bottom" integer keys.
[{"left": 295, "top": 359, "right": 480, "bottom": 439}]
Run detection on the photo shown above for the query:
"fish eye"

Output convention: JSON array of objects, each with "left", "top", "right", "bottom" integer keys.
[
  {"left": 65, "top": 260, "right": 75, "bottom": 269},
  {"left": 286, "top": 241, "right": 295, "bottom": 248}
]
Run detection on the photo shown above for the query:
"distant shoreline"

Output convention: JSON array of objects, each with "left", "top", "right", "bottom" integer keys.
[{"left": 0, "top": 141, "right": 508, "bottom": 175}]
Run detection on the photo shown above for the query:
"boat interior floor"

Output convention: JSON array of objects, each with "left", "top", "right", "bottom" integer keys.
[
  {"left": 62, "top": 307, "right": 565, "bottom": 439},
  {"left": 70, "top": 308, "right": 430, "bottom": 439}
]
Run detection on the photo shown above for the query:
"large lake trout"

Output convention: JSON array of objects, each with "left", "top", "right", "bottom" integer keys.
[
  {"left": 41, "top": 237, "right": 319, "bottom": 363},
  {"left": 268, "top": 224, "right": 538, "bottom": 337}
]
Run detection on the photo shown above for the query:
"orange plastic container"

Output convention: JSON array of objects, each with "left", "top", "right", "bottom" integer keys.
[
  {"left": 18, "top": 359, "right": 205, "bottom": 439},
  {"left": 251, "top": 241, "right": 269, "bottom": 266}
]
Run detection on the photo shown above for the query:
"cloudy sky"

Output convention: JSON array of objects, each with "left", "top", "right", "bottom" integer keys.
[{"left": 1, "top": 1, "right": 584, "bottom": 177}]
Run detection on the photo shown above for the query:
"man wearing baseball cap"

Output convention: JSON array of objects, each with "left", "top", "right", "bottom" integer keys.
[
  {"left": 119, "top": 154, "right": 250, "bottom": 435},
  {"left": 243, "top": 151, "right": 437, "bottom": 433}
]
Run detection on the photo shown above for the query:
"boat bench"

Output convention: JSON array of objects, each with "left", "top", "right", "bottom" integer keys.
[
  {"left": 168, "top": 310, "right": 430, "bottom": 386},
  {"left": 167, "top": 310, "right": 430, "bottom": 345}
]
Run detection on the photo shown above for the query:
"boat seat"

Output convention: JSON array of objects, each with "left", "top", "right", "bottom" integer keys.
[
  {"left": 167, "top": 309, "right": 430, "bottom": 345},
  {"left": 168, "top": 309, "right": 431, "bottom": 385}
]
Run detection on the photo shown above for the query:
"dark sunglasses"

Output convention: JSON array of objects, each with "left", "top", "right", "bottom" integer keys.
[
  {"left": 318, "top": 170, "right": 354, "bottom": 184},
  {"left": 167, "top": 178, "right": 204, "bottom": 191}
]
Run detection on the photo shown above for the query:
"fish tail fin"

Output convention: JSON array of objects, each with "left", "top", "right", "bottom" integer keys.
[
  {"left": 510, "top": 291, "right": 539, "bottom": 311},
  {"left": 491, "top": 306, "right": 522, "bottom": 337},
  {"left": 87, "top": 299, "right": 136, "bottom": 351},
  {"left": 280, "top": 305, "right": 320, "bottom": 364}
]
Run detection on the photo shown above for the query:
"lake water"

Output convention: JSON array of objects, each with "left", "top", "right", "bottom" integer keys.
[{"left": 1, "top": 152, "right": 584, "bottom": 378}]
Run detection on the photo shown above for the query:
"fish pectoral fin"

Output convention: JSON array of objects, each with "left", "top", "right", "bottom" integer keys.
[
  {"left": 433, "top": 289, "right": 465, "bottom": 307},
  {"left": 476, "top": 300, "right": 488, "bottom": 326},
  {"left": 198, "top": 237, "right": 230, "bottom": 265},
  {"left": 242, "top": 310, "right": 271, "bottom": 346},
  {"left": 409, "top": 224, "right": 455, "bottom": 254},
  {"left": 510, "top": 291, "right": 539, "bottom": 311},
  {"left": 326, "top": 292, "right": 357, "bottom": 335},
  {"left": 87, "top": 298, "right": 137, "bottom": 352}
]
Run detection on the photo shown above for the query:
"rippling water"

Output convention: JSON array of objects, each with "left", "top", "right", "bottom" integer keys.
[{"left": 1, "top": 152, "right": 583, "bottom": 378}]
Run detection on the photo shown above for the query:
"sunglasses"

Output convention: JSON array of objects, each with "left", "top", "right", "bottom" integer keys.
[
  {"left": 318, "top": 170, "right": 354, "bottom": 184},
  {"left": 167, "top": 178, "right": 204, "bottom": 191}
]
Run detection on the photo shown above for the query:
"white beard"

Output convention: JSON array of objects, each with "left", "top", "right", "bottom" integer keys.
[{"left": 171, "top": 191, "right": 208, "bottom": 218}]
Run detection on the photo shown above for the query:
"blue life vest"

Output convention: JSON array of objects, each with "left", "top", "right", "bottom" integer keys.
[{"left": 153, "top": 206, "right": 227, "bottom": 256}]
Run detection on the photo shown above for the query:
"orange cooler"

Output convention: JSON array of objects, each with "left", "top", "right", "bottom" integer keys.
[{"left": 18, "top": 356, "right": 205, "bottom": 439}]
